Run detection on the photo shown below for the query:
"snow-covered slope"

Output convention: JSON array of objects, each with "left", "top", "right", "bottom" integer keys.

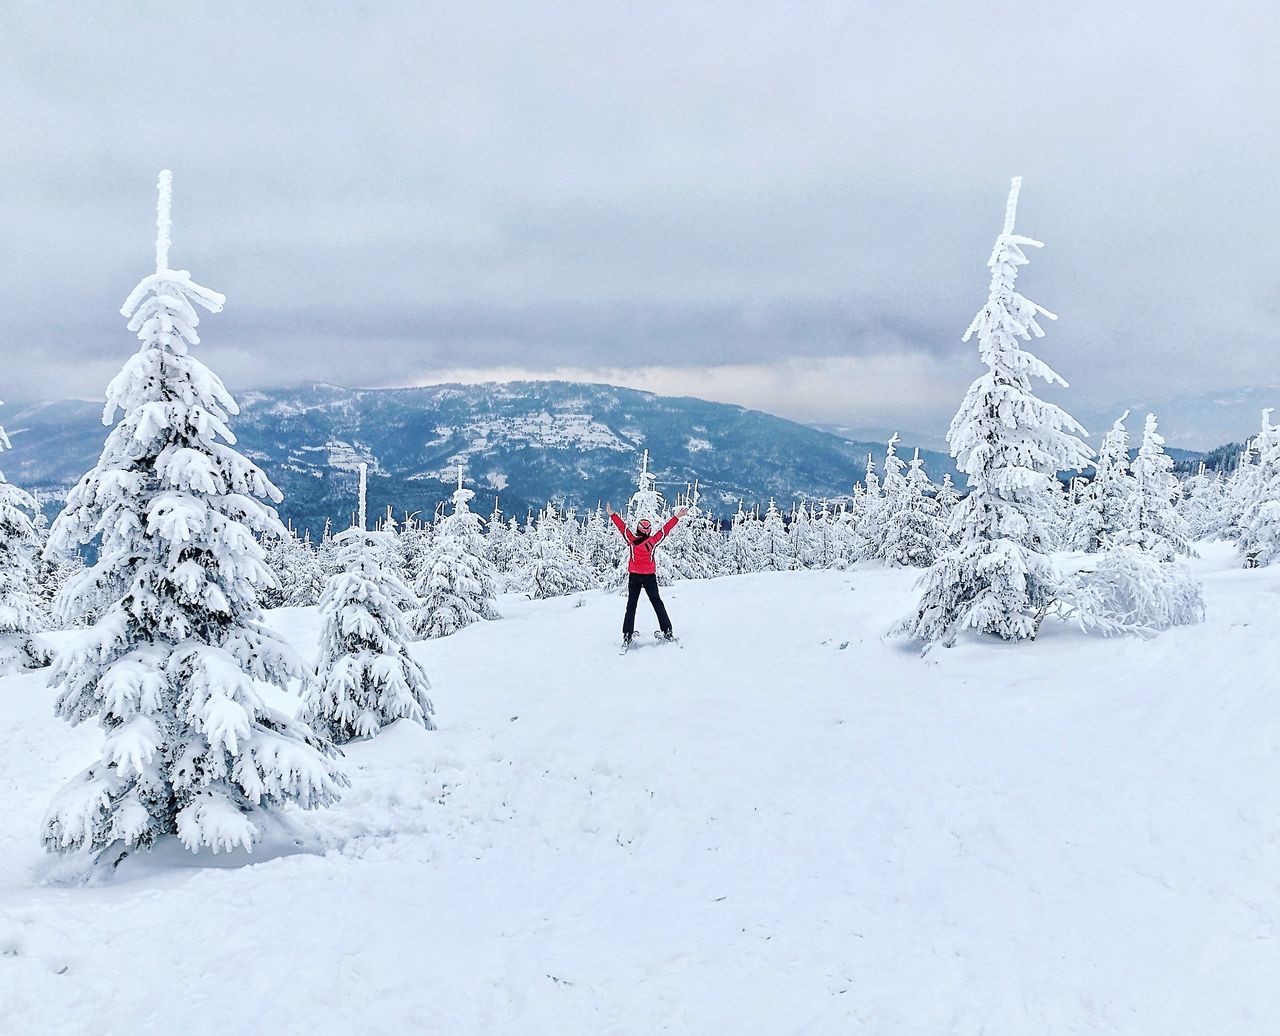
[{"left": 2, "top": 545, "right": 1277, "bottom": 1033}]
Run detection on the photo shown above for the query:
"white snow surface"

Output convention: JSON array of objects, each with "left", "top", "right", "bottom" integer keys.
[{"left": 2, "top": 542, "right": 1278, "bottom": 1033}]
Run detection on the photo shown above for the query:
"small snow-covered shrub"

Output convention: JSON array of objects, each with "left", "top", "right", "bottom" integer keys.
[
  {"left": 302, "top": 528, "right": 435, "bottom": 744},
  {"left": 1059, "top": 546, "right": 1205, "bottom": 637}
]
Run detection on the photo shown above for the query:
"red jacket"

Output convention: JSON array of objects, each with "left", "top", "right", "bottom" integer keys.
[{"left": 611, "top": 512, "right": 679, "bottom": 574}]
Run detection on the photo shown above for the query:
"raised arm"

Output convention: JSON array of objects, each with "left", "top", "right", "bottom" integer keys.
[
  {"left": 609, "top": 510, "right": 628, "bottom": 538},
  {"left": 650, "top": 507, "right": 689, "bottom": 546}
]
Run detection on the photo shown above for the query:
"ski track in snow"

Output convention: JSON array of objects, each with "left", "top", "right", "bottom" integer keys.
[{"left": 1, "top": 542, "right": 1278, "bottom": 1034}]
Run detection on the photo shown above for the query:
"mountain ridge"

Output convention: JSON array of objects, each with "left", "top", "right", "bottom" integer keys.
[{"left": 3, "top": 381, "right": 959, "bottom": 534}]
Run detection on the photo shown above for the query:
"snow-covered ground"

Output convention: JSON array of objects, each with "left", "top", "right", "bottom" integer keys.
[{"left": 2, "top": 542, "right": 1277, "bottom": 1033}]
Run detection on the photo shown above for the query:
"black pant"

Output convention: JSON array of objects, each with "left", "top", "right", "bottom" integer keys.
[{"left": 624, "top": 573, "right": 672, "bottom": 637}]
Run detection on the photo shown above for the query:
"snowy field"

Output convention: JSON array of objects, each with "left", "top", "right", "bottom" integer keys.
[{"left": 1, "top": 542, "right": 1277, "bottom": 1034}]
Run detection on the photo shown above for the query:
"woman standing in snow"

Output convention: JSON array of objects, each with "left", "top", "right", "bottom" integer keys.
[{"left": 607, "top": 502, "right": 688, "bottom": 645}]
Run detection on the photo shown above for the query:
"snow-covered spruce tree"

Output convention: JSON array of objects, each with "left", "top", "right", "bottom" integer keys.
[
  {"left": 800, "top": 499, "right": 847, "bottom": 570},
  {"left": 664, "top": 484, "right": 717, "bottom": 581},
  {"left": 830, "top": 501, "right": 861, "bottom": 568},
  {"left": 882, "top": 448, "right": 947, "bottom": 568},
  {"left": 1178, "top": 463, "right": 1225, "bottom": 541},
  {"left": 263, "top": 527, "right": 325, "bottom": 608},
  {"left": 503, "top": 515, "right": 526, "bottom": 586},
  {"left": 757, "top": 498, "right": 795, "bottom": 572},
  {"left": 518, "top": 502, "right": 593, "bottom": 599},
  {"left": 1237, "top": 410, "right": 1280, "bottom": 567},
  {"left": 288, "top": 532, "right": 326, "bottom": 606},
  {"left": 1068, "top": 411, "right": 1137, "bottom": 553},
  {"left": 575, "top": 506, "right": 615, "bottom": 585},
  {"left": 316, "top": 517, "right": 342, "bottom": 578},
  {"left": 410, "top": 467, "right": 500, "bottom": 638},
  {"left": 258, "top": 533, "right": 290, "bottom": 609},
  {"left": 1218, "top": 435, "right": 1259, "bottom": 540},
  {"left": 483, "top": 505, "right": 521, "bottom": 589},
  {"left": 393, "top": 512, "right": 431, "bottom": 584},
  {"left": 43, "top": 172, "right": 344, "bottom": 857},
  {"left": 724, "top": 501, "right": 759, "bottom": 575},
  {"left": 895, "top": 177, "right": 1091, "bottom": 647},
  {"left": 693, "top": 501, "right": 729, "bottom": 577},
  {"left": 1043, "top": 474, "right": 1073, "bottom": 551},
  {"left": 36, "top": 532, "right": 86, "bottom": 630},
  {"left": 855, "top": 453, "right": 882, "bottom": 558},
  {"left": 0, "top": 407, "right": 52, "bottom": 673},
  {"left": 936, "top": 472, "right": 961, "bottom": 516},
  {"left": 842, "top": 484, "right": 868, "bottom": 561},
  {"left": 1125, "top": 413, "right": 1193, "bottom": 559},
  {"left": 824, "top": 503, "right": 846, "bottom": 568},
  {"left": 1063, "top": 414, "right": 1203, "bottom": 635},
  {"left": 804, "top": 501, "right": 831, "bottom": 570},
  {"left": 789, "top": 502, "right": 822, "bottom": 569},
  {"left": 558, "top": 504, "right": 580, "bottom": 561},
  {"left": 301, "top": 464, "right": 434, "bottom": 743}
]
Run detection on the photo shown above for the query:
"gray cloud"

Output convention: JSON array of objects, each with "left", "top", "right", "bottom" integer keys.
[{"left": 2, "top": 1, "right": 1277, "bottom": 430}]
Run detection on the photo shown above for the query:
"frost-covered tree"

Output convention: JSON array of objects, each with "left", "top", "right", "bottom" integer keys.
[
  {"left": 688, "top": 486, "right": 727, "bottom": 578},
  {"left": 1068, "top": 411, "right": 1137, "bottom": 553},
  {"left": 896, "top": 178, "right": 1091, "bottom": 647},
  {"left": 43, "top": 172, "right": 344, "bottom": 858},
  {"left": 723, "top": 502, "right": 759, "bottom": 575},
  {"left": 286, "top": 531, "right": 326, "bottom": 606},
  {"left": 1126, "top": 413, "right": 1193, "bottom": 559},
  {"left": 0, "top": 407, "right": 52, "bottom": 673},
  {"left": 517, "top": 502, "right": 593, "bottom": 599},
  {"left": 788, "top": 502, "right": 820, "bottom": 569},
  {"left": 664, "top": 483, "right": 717, "bottom": 581},
  {"left": 1062, "top": 414, "right": 1203, "bottom": 634},
  {"left": 935, "top": 473, "right": 961, "bottom": 518},
  {"left": 1178, "top": 463, "right": 1225, "bottom": 541},
  {"left": 259, "top": 533, "right": 291, "bottom": 610},
  {"left": 1237, "top": 410, "right": 1280, "bottom": 567},
  {"left": 805, "top": 499, "right": 846, "bottom": 571},
  {"left": 36, "top": 530, "right": 85, "bottom": 630},
  {"left": 882, "top": 448, "right": 947, "bottom": 568},
  {"left": 486, "top": 509, "right": 523, "bottom": 590},
  {"left": 833, "top": 501, "right": 862, "bottom": 567},
  {"left": 1043, "top": 475, "right": 1073, "bottom": 552},
  {"left": 801, "top": 499, "right": 848, "bottom": 570},
  {"left": 316, "top": 517, "right": 342, "bottom": 579},
  {"left": 393, "top": 512, "right": 432, "bottom": 584},
  {"left": 853, "top": 454, "right": 884, "bottom": 559},
  {"left": 757, "top": 498, "right": 795, "bottom": 572},
  {"left": 411, "top": 467, "right": 500, "bottom": 637},
  {"left": 842, "top": 484, "right": 868, "bottom": 561},
  {"left": 573, "top": 505, "right": 615, "bottom": 585},
  {"left": 1220, "top": 444, "right": 1259, "bottom": 543},
  {"left": 301, "top": 464, "right": 434, "bottom": 743},
  {"left": 262, "top": 527, "right": 325, "bottom": 609}
]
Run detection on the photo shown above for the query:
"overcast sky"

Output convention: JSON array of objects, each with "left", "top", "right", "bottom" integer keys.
[{"left": 1, "top": 1, "right": 1277, "bottom": 432}]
